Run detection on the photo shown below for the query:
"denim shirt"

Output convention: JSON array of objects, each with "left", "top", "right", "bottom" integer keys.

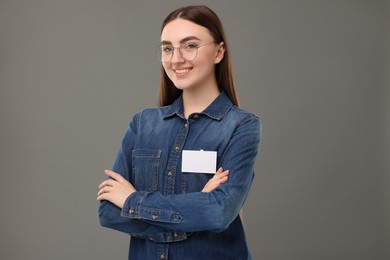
[{"left": 98, "top": 92, "right": 261, "bottom": 260}]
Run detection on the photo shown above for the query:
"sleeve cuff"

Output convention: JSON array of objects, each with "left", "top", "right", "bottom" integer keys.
[{"left": 121, "top": 191, "right": 182, "bottom": 224}]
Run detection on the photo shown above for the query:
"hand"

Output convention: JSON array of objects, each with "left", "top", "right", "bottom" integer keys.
[
  {"left": 97, "top": 170, "right": 136, "bottom": 209},
  {"left": 202, "top": 167, "right": 229, "bottom": 192}
]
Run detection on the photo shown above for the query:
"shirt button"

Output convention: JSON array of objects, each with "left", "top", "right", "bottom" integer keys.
[
  {"left": 184, "top": 123, "right": 188, "bottom": 128},
  {"left": 173, "top": 230, "right": 178, "bottom": 237},
  {"left": 129, "top": 208, "right": 134, "bottom": 215},
  {"left": 167, "top": 171, "right": 173, "bottom": 177},
  {"left": 160, "top": 253, "right": 166, "bottom": 260},
  {"left": 175, "top": 146, "right": 180, "bottom": 151},
  {"left": 152, "top": 213, "right": 158, "bottom": 220}
]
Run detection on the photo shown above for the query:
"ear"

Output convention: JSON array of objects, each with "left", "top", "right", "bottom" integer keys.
[{"left": 214, "top": 42, "right": 225, "bottom": 64}]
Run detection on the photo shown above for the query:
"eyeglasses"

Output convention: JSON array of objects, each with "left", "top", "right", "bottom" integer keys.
[{"left": 155, "top": 41, "right": 216, "bottom": 63}]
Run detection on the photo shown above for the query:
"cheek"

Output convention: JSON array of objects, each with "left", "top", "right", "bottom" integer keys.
[
  {"left": 162, "top": 63, "right": 171, "bottom": 73},
  {"left": 194, "top": 57, "right": 215, "bottom": 74},
  {"left": 162, "top": 64, "right": 175, "bottom": 81},
  {"left": 195, "top": 51, "right": 216, "bottom": 68}
]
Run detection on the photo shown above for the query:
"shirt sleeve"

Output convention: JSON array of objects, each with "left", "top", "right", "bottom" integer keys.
[
  {"left": 121, "top": 115, "right": 261, "bottom": 233},
  {"left": 97, "top": 113, "right": 190, "bottom": 243}
]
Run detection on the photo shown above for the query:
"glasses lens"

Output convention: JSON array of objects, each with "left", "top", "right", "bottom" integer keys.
[
  {"left": 155, "top": 47, "right": 168, "bottom": 62},
  {"left": 154, "top": 45, "right": 199, "bottom": 62},
  {"left": 182, "top": 47, "right": 197, "bottom": 61}
]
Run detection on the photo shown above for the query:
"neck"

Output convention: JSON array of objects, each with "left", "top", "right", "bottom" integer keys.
[{"left": 182, "top": 85, "right": 220, "bottom": 118}]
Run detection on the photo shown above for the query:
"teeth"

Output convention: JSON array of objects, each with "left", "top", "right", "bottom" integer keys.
[{"left": 175, "top": 69, "right": 190, "bottom": 74}]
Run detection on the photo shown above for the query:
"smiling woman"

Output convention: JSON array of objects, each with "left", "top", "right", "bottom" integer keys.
[
  {"left": 159, "top": 18, "right": 225, "bottom": 116},
  {"left": 97, "top": 5, "right": 261, "bottom": 260}
]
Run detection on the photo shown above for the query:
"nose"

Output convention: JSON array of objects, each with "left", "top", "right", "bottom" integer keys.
[{"left": 171, "top": 47, "right": 185, "bottom": 63}]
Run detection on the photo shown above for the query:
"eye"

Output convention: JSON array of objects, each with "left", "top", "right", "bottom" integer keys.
[
  {"left": 184, "top": 43, "right": 198, "bottom": 49},
  {"left": 162, "top": 46, "right": 174, "bottom": 53}
]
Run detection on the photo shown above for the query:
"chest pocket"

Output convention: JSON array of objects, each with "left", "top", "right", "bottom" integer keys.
[{"left": 131, "top": 149, "right": 162, "bottom": 192}]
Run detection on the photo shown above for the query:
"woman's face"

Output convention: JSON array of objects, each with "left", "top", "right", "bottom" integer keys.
[{"left": 160, "top": 18, "right": 224, "bottom": 91}]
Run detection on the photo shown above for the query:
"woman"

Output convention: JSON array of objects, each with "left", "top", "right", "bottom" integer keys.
[{"left": 97, "top": 5, "right": 261, "bottom": 260}]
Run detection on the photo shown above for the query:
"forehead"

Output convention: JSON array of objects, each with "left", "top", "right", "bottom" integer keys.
[{"left": 161, "top": 18, "right": 212, "bottom": 43}]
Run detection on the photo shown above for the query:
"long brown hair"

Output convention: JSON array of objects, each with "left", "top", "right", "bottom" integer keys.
[{"left": 158, "top": 5, "right": 239, "bottom": 107}]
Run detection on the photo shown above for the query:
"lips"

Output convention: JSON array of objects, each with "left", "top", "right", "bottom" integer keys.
[{"left": 173, "top": 67, "right": 192, "bottom": 75}]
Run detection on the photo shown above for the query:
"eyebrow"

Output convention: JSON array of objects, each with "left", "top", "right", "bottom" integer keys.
[{"left": 160, "top": 36, "right": 201, "bottom": 45}]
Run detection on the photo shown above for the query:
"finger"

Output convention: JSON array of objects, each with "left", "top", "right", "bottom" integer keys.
[
  {"left": 212, "top": 176, "right": 229, "bottom": 188},
  {"left": 215, "top": 170, "right": 229, "bottom": 176},
  {"left": 97, "top": 187, "right": 107, "bottom": 196},
  {"left": 97, "top": 186, "right": 113, "bottom": 196},
  {"left": 97, "top": 187, "right": 115, "bottom": 200},
  {"left": 212, "top": 168, "right": 224, "bottom": 179},
  {"left": 212, "top": 170, "right": 229, "bottom": 181},
  {"left": 213, "top": 173, "right": 229, "bottom": 183},
  {"left": 218, "top": 170, "right": 229, "bottom": 178},
  {"left": 219, "top": 176, "right": 229, "bottom": 184},
  {"left": 215, "top": 167, "right": 223, "bottom": 175},
  {"left": 97, "top": 192, "right": 109, "bottom": 201},
  {"left": 104, "top": 170, "right": 125, "bottom": 182},
  {"left": 215, "top": 169, "right": 229, "bottom": 177},
  {"left": 210, "top": 176, "right": 227, "bottom": 189},
  {"left": 98, "top": 179, "right": 116, "bottom": 189}
]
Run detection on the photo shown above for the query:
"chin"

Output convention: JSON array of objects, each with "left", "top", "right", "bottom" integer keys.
[{"left": 171, "top": 80, "right": 193, "bottom": 91}]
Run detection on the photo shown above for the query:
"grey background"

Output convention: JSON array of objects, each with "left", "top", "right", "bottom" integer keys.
[{"left": 0, "top": 0, "right": 388, "bottom": 259}]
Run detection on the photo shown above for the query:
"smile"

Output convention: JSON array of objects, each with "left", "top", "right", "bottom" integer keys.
[{"left": 173, "top": 68, "right": 192, "bottom": 74}]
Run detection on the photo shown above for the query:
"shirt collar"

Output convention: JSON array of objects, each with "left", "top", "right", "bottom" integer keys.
[{"left": 163, "top": 91, "right": 233, "bottom": 120}]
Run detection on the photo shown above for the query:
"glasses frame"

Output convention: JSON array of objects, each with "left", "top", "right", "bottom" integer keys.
[{"left": 155, "top": 41, "right": 217, "bottom": 63}]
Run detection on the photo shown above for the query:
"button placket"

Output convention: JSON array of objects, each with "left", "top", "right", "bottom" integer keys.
[
  {"left": 163, "top": 118, "right": 189, "bottom": 195},
  {"left": 158, "top": 243, "right": 169, "bottom": 260}
]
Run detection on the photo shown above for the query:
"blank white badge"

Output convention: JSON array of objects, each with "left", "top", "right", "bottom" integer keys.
[{"left": 182, "top": 150, "right": 217, "bottom": 174}]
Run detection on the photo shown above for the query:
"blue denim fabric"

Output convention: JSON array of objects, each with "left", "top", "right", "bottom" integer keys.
[{"left": 98, "top": 92, "right": 261, "bottom": 260}]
